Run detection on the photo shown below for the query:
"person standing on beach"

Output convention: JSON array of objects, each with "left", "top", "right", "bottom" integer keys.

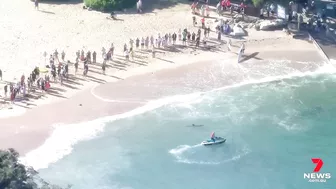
[
  {"left": 237, "top": 43, "right": 245, "bottom": 63},
  {"left": 61, "top": 50, "right": 66, "bottom": 62},
  {"left": 83, "top": 61, "right": 89, "bottom": 77},
  {"left": 125, "top": 49, "right": 129, "bottom": 61},
  {"left": 227, "top": 39, "right": 231, "bottom": 51},
  {"left": 157, "top": 33, "right": 161, "bottom": 42},
  {"left": 136, "top": 38, "right": 140, "bottom": 49},
  {"left": 75, "top": 59, "right": 78, "bottom": 75},
  {"left": 150, "top": 36, "right": 154, "bottom": 47},
  {"left": 201, "top": 17, "right": 205, "bottom": 29},
  {"left": 168, "top": 33, "right": 172, "bottom": 45},
  {"left": 137, "top": 0, "right": 142, "bottom": 13},
  {"left": 101, "top": 47, "right": 106, "bottom": 59},
  {"left": 182, "top": 30, "right": 187, "bottom": 46},
  {"left": 195, "top": 34, "right": 200, "bottom": 48},
  {"left": 54, "top": 49, "right": 59, "bottom": 63},
  {"left": 130, "top": 47, "right": 134, "bottom": 60},
  {"left": 129, "top": 39, "right": 134, "bottom": 49},
  {"left": 151, "top": 45, "right": 155, "bottom": 58},
  {"left": 102, "top": 62, "right": 106, "bottom": 75},
  {"left": 141, "top": 37, "right": 145, "bottom": 49},
  {"left": 87, "top": 51, "right": 91, "bottom": 63},
  {"left": 172, "top": 33, "right": 177, "bottom": 45},
  {"left": 145, "top": 36, "right": 149, "bottom": 49},
  {"left": 4, "top": 84, "right": 7, "bottom": 97},
  {"left": 92, "top": 51, "right": 97, "bottom": 63},
  {"left": 80, "top": 49, "right": 85, "bottom": 61},
  {"left": 43, "top": 51, "right": 47, "bottom": 64},
  {"left": 76, "top": 50, "right": 80, "bottom": 61},
  {"left": 155, "top": 39, "right": 158, "bottom": 48},
  {"left": 111, "top": 43, "right": 115, "bottom": 58},
  {"left": 158, "top": 37, "right": 161, "bottom": 48},
  {"left": 178, "top": 29, "right": 182, "bottom": 42},
  {"left": 123, "top": 43, "right": 127, "bottom": 52},
  {"left": 192, "top": 15, "right": 197, "bottom": 26},
  {"left": 34, "top": 0, "right": 39, "bottom": 10},
  {"left": 162, "top": 37, "right": 166, "bottom": 48},
  {"left": 241, "top": 42, "right": 245, "bottom": 54},
  {"left": 49, "top": 54, "right": 54, "bottom": 67}
]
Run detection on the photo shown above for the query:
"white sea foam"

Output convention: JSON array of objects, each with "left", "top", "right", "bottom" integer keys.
[
  {"left": 21, "top": 63, "right": 336, "bottom": 170},
  {"left": 21, "top": 93, "right": 203, "bottom": 170},
  {"left": 168, "top": 144, "right": 250, "bottom": 165},
  {"left": 168, "top": 144, "right": 218, "bottom": 165}
]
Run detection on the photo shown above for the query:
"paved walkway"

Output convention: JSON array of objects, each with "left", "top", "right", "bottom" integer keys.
[{"left": 310, "top": 30, "right": 336, "bottom": 60}]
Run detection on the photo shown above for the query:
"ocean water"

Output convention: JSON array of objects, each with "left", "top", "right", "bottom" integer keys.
[
  {"left": 30, "top": 68, "right": 336, "bottom": 189},
  {"left": 19, "top": 59, "right": 336, "bottom": 189}
]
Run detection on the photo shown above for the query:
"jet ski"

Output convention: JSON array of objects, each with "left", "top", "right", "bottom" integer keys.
[{"left": 201, "top": 137, "right": 226, "bottom": 146}]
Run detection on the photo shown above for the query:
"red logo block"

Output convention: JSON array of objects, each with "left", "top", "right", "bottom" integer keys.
[{"left": 312, "top": 158, "right": 324, "bottom": 172}]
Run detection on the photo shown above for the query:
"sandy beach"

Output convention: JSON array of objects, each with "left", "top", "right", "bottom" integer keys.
[{"left": 0, "top": 0, "right": 326, "bottom": 158}]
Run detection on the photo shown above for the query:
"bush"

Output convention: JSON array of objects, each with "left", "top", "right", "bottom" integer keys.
[
  {"left": 0, "top": 148, "right": 71, "bottom": 189},
  {"left": 84, "top": 0, "right": 138, "bottom": 11}
]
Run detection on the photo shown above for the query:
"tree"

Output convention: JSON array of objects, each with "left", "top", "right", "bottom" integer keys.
[
  {"left": 84, "top": 0, "right": 138, "bottom": 11},
  {"left": 251, "top": 0, "right": 264, "bottom": 7},
  {"left": 0, "top": 148, "right": 70, "bottom": 189}
]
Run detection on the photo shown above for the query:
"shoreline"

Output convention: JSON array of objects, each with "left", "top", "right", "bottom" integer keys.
[
  {"left": 0, "top": 51, "right": 225, "bottom": 155},
  {"left": 10, "top": 36, "right": 327, "bottom": 167},
  {"left": 0, "top": 0, "right": 331, "bottom": 170},
  {"left": 1, "top": 36, "right": 326, "bottom": 155}
]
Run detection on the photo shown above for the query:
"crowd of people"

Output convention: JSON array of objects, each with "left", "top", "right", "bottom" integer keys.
[
  {"left": 0, "top": 22, "right": 216, "bottom": 104},
  {"left": 1, "top": 0, "right": 247, "bottom": 105}
]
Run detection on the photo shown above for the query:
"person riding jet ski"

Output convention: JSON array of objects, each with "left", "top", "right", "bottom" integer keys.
[{"left": 211, "top": 132, "right": 215, "bottom": 142}]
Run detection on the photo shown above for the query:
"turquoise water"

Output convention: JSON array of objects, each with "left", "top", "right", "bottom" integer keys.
[{"left": 39, "top": 73, "right": 336, "bottom": 189}]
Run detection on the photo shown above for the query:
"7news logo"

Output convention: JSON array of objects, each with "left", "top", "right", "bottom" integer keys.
[{"left": 304, "top": 158, "right": 331, "bottom": 182}]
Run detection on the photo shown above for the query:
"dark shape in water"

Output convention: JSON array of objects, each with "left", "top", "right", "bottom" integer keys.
[{"left": 189, "top": 124, "right": 204, "bottom": 127}]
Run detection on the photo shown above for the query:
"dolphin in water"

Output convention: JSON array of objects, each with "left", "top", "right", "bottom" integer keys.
[{"left": 188, "top": 124, "right": 204, "bottom": 127}]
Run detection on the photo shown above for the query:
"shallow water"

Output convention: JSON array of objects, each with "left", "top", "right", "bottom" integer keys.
[{"left": 38, "top": 73, "right": 336, "bottom": 189}]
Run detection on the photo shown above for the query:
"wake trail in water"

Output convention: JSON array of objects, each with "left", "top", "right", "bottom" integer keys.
[{"left": 169, "top": 144, "right": 250, "bottom": 165}]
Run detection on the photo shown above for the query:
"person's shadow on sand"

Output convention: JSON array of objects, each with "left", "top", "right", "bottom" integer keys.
[
  {"left": 39, "top": 10, "right": 55, "bottom": 15},
  {"left": 106, "top": 17, "right": 124, "bottom": 21},
  {"left": 239, "top": 52, "right": 261, "bottom": 63}
]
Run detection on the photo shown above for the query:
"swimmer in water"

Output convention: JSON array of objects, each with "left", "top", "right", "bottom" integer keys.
[{"left": 191, "top": 124, "right": 204, "bottom": 127}]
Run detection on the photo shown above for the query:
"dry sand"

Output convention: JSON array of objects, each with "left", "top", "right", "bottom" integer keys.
[{"left": 0, "top": 0, "right": 325, "bottom": 155}]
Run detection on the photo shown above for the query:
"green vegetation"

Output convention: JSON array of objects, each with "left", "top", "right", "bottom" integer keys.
[
  {"left": 84, "top": 0, "right": 138, "bottom": 11},
  {"left": 0, "top": 148, "right": 70, "bottom": 189},
  {"left": 251, "top": 0, "right": 264, "bottom": 7}
]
